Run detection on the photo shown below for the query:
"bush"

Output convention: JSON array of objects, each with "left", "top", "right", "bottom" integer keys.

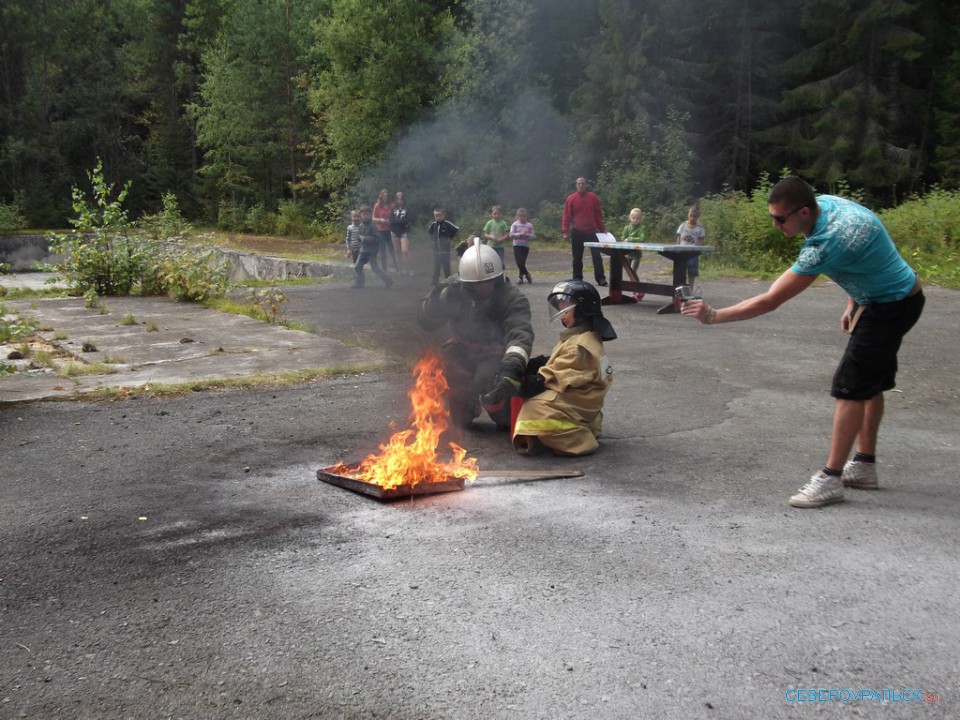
[
  {"left": 48, "top": 160, "right": 229, "bottom": 302},
  {"left": 244, "top": 204, "right": 276, "bottom": 235},
  {"left": 533, "top": 202, "right": 564, "bottom": 244},
  {"left": 0, "top": 196, "right": 28, "bottom": 233},
  {"left": 698, "top": 174, "right": 800, "bottom": 274},
  {"left": 275, "top": 200, "right": 312, "bottom": 237},
  {"left": 139, "top": 191, "right": 193, "bottom": 240},
  {"left": 0, "top": 307, "right": 35, "bottom": 374},
  {"left": 217, "top": 199, "right": 246, "bottom": 230},
  {"left": 47, "top": 159, "right": 145, "bottom": 296},
  {"left": 879, "top": 186, "right": 960, "bottom": 253},
  {"left": 139, "top": 243, "right": 229, "bottom": 302}
]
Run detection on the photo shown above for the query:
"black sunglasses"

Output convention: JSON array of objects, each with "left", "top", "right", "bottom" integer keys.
[{"left": 770, "top": 206, "right": 805, "bottom": 224}]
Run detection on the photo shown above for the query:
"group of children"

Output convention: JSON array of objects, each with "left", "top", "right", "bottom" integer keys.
[
  {"left": 347, "top": 197, "right": 707, "bottom": 299},
  {"left": 481, "top": 205, "right": 534, "bottom": 285}
]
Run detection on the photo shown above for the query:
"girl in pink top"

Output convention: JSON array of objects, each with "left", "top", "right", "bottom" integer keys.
[{"left": 372, "top": 188, "right": 398, "bottom": 272}]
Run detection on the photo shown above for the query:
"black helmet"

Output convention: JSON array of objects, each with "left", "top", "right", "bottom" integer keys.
[{"left": 547, "top": 280, "right": 617, "bottom": 340}]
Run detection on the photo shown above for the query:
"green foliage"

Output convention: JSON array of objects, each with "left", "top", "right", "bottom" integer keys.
[
  {"left": 307, "top": 0, "right": 456, "bottom": 193},
  {"left": 49, "top": 160, "right": 228, "bottom": 302},
  {"left": 47, "top": 159, "right": 145, "bottom": 296},
  {"left": 243, "top": 205, "right": 277, "bottom": 236},
  {"left": 0, "top": 307, "right": 36, "bottom": 373},
  {"left": 880, "top": 187, "right": 960, "bottom": 287},
  {"left": 533, "top": 202, "right": 565, "bottom": 244},
  {"left": 192, "top": 0, "right": 316, "bottom": 206},
  {"left": 879, "top": 187, "right": 960, "bottom": 253},
  {"left": 138, "top": 243, "right": 229, "bottom": 302},
  {"left": 250, "top": 285, "right": 288, "bottom": 323},
  {"left": 596, "top": 108, "right": 696, "bottom": 234},
  {"left": 698, "top": 176, "right": 960, "bottom": 288},
  {"left": 275, "top": 200, "right": 313, "bottom": 238},
  {"left": 699, "top": 174, "right": 801, "bottom": 274},
  {"left": 138, "top": 192, "right": 193, "bottom": 240},
  {"left": 0, "top": 196, "right": 28, "bottom": 232}
]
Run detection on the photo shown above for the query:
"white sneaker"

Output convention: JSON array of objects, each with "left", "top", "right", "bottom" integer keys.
[
  {"left": 789, "top": 470, "right": 845, "bottom": 508},
  {"left": 842, "top": 460, "right": 879, "bottom": 489}
]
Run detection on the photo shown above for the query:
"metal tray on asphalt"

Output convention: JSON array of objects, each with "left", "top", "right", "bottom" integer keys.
[{"left": 316, "top": 466, "right": 465, "bottom": 501}]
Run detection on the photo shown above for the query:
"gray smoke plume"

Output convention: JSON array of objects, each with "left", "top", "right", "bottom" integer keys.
[{"left": 352, "top": 87, "right": 570, "bottom": 227}]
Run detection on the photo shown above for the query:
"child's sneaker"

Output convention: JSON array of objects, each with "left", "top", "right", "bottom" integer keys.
[
  {"left": 789, "top": 470, "right": 845, "bottom": 508},
  {"left": 842, "top": 460, "right": 879, "bottom": 489}
]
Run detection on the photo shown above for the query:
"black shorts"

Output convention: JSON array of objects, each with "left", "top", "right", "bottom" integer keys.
[{"left": 831, "top": 291, "right": 924, "bottom": 400}]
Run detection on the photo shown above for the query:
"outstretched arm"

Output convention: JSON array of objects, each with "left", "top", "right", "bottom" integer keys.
[{"left": 681, "top": 269, "right": 817, "bottom": 324}]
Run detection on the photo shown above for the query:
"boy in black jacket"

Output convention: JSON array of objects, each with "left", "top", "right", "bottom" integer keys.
[
  {"left": 427, "top": 207, "right": 459, "bottom": 286},
  {"left": 353, "top": 206, "right": 393, "bottom": 289}
]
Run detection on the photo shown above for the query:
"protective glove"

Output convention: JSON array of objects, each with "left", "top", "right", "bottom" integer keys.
[
  {"left": 480, "top": 354, "right": 526, "bottom": 409},
  {"left": 439, "top": 282, "right": 463, "bottom": 308},
  {"left": 520, "top": 371, "right": 546, "bottom": 398},
  {"left": 526, "top": 354, "right": 549, "bottom": 374}
]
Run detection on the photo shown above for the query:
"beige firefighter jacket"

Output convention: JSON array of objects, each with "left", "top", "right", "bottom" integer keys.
[{"left": 512, "top": 325, "right": 613, "bottom": 456}]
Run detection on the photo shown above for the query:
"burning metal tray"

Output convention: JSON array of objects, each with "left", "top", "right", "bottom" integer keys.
[{"left": 316, "top": 466, "right": 465, "bottom": 501}]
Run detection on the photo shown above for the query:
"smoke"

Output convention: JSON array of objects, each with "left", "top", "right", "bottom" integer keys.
[{"left": 352, "top": 87, "right": 571, "bottom": 226}]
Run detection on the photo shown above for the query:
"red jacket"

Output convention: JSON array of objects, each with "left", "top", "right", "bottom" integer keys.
[{"left": 562, "top": 191, "right": 606, "bottom": 235}]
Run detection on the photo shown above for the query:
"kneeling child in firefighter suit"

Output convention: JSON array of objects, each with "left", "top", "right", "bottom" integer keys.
[
  {"left": 417, "top": 239, "right": 534, "bottom": 428},
  {"left": 512, "top": 280, "right": 616, "bottom": 456}
]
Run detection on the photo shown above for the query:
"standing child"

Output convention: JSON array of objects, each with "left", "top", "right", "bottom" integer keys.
[
  {"left": 676, "top": 204, "right": 706, "bottom": 288},
  {"left": 427, "top": 207, "right": 460, "bottom": 286},
  {"left": 482, "top": 205, "right": 510, "bottom": 268},
  {"left": 373, "top": 188, "right": 398, "bottom": 273},
  {"left": 353, "top": 206, "right": 393, "bottom": 289},
  {"left": 509, "top": 207, "right": 535, "bottom": 284},
  {"left": 621, "top": 207, "right": 646, "bottom": 300},
  {"left": 389, "top": 191, "right": 413, "bottom": 275},
  {"left": 344, "top": 209, "right": 362, "bottom": 268},
  {"left": 512, "top": 280, "right": 616, "bottom": 456}
]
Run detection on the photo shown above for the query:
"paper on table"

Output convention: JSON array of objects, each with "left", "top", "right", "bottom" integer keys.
[{"left": 596, "top": 232, "right": 617, "bottom": 243}]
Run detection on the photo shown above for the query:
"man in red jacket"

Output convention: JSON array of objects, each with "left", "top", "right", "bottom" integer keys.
[{"left": 562, "top": 177, "right": 608, "bottom": 286}]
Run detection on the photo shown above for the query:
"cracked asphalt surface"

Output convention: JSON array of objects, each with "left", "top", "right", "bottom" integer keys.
[{"left": 1, "top": 249, "right": 958, "bottom": 719}]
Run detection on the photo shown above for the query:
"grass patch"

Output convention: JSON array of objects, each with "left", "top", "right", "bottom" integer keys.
[
  {"left": 80, "top": 365, "right": 382, "bottom": 400},
  {"left": 203, "top": 297, "right": 272, "bottom": 322},
  {"left": 0, "top": 287, "right": 71, "bottom": 300},
  {"left": 120, "top": 314, "right": 137, "bottom": 325},
  {"left": 60, "top": 362, "right": 119, "bottom": 377},
  {"left": 234, "top": 277, "right": 330, "bottom": 288},
  {"left": 146, "top": 321, "right": 159, "bottom": 332}
]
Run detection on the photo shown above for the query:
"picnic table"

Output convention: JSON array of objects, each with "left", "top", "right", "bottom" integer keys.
[{"left": 584, "top": 240, "right": 716, "bottom": 314}]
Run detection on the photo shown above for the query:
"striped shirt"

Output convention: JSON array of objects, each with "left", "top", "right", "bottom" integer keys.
[{"left": 510, "top": 221, "right": 535, "bottom": 247}]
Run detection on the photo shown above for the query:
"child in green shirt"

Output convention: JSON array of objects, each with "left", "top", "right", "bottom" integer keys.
[
  {"left": 482, "top": 205, "right": 510, "bottom": 267},
  {"left": 621, "top": 207, "right": 646, "bottom": 300}
]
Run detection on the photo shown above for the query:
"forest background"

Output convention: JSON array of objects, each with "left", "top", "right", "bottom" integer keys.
[{"left": 1, "top": 0, "right": 959, "bottom": 283}]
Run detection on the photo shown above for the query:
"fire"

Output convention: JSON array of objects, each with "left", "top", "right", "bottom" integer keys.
[{"left": 330, "top": 347, "right": 478, "bottom": 489}]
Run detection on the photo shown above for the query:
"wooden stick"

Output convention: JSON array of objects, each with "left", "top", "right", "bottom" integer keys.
[{"left": 476, "top": 469, "right": 584, "bottom": 480}]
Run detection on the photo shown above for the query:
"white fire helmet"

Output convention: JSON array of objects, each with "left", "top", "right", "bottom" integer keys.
[{"left": 458, "top": 237, "right": 503, "bottom": 283}]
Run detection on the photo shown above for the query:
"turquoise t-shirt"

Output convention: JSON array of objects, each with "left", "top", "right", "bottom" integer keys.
[{"left": 791, "top": 196, "right": 916, "bottom": 304}]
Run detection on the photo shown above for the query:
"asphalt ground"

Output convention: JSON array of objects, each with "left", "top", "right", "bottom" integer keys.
[{"left": 1, "top": 249, "right": 958, "bottom": 719}]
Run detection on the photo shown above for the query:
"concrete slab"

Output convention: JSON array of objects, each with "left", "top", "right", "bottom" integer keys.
[{"left": 1, "top": 295, "right": 383, "bottom": 404}]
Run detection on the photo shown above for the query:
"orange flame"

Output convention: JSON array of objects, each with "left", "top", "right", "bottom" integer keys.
[{"left": 330, "top": 347, "right": 478, "bottom": 489}]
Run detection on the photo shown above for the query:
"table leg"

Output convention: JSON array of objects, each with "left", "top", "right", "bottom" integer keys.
[
  {"left": 600, "top": 250, "right": 636, "bottom": 305},
  {"left": 655, "top": 251, "right": 692, "bottom": 314}
]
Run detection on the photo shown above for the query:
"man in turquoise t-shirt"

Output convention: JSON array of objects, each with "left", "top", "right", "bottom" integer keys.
[{"left": 680, "top": 176, "right": 924, "bottom": 509}]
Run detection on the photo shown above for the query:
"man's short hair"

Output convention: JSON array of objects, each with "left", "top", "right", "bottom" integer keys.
[{"left": 768, "top": 176, "right": 817, "bottom": 208}]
